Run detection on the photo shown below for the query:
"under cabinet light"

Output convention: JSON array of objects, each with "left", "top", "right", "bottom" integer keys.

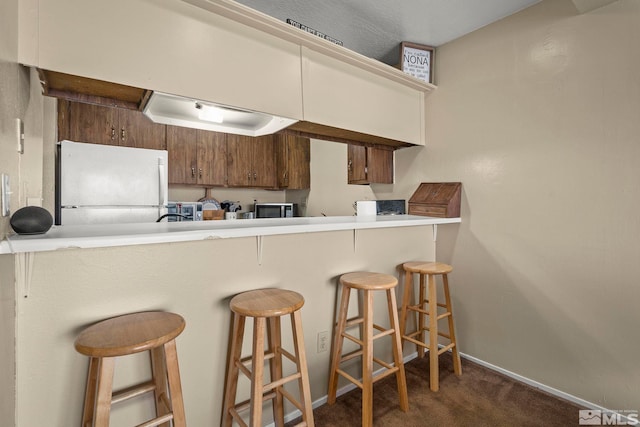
[
  {"left": 195, "top": 102, "right": 224, "bottom": 123},
  {"left": 143, "top": 91, "right": 298, "bottom": 137}
]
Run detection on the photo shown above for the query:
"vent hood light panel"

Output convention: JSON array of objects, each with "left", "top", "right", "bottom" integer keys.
[{"left": 143, "top": 92, "right": 298, "bottom": 137}]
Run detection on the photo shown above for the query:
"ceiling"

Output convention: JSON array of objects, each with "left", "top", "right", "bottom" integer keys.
[{"left": 233, "top": 0, "right": 541, "bottom": 65}]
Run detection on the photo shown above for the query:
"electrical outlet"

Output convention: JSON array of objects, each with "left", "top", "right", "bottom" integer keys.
[{"left": 317, "top": 331, "right": 329, "bottom": 353}]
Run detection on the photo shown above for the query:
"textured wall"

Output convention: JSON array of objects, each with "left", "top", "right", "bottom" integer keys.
[{"left": 413, "top": 0, "right": 640, "bottom": 410}]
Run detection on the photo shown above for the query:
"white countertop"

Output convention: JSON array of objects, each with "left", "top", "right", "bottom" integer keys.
[{"left": 0, "top": 215, "right": 460, "bottom": 254}]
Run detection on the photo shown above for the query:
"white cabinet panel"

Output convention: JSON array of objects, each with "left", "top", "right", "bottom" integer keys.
[
  {"left": 301, "top": 47, "right": 425, "bottom": 146},
  {"left": 30, "top": 0, "right": 303, "bottom": 121}
]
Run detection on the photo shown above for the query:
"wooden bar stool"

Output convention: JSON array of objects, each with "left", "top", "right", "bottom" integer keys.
[
  {"left": 222, "top": 288, "right": 314, "bottom": 427},
  {"left": 399, "top": 261, "right": 462, "bottom": 392},
  {"left": 328, "top": 272, "right": 408, "bottom": 427},
  {"left": 74, "top": 311, "right": 187, "bottom": 427}
]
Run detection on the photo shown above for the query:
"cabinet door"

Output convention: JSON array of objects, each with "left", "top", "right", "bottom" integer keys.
[
  {"left": 68, "top": 102, "right": 118, "bottom": 145},
  {"left": 167, "top": 126, "right": 197, "bottom": 185},
  {"left": 252, "top": 135, "right": 276, "bottom": 188},
  {"left": 366, "top": 147, "right": 394, "bottom": 184},
  {"left": 276, "top": 134, "right": 310, "bottom": 189},
  {"left": 347, "top": 145, "right": 367, "bottom": 184},
  {"left": 226, "top": 135, "right": 253, "bottom": 187},
  {"left": 197, "top": 130, "right": 227, "bottom": 186},
  {"left": 118, "top": 109, "right": 166, "bottom": 150},
  {"left": 347, "top": 145, "right": 394, "bottom": 184}
]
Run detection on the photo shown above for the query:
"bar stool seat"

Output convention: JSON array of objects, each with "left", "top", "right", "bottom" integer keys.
[
  {"left": 74, "top": 311, "right": 186, "bottom": 427},
  {"left": 328, "top": 272, "right": 408, "bottom": 427},
  {"left": 400, "top": 261, "right": 462, "bottom": 392},
  {"left": 222, "top": 288, "right": 314, "bottom": 427}
]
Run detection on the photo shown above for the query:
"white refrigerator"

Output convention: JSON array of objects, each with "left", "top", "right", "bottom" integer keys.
[{"left": 57, "top": 140, "right": 168, "bottom": 225}]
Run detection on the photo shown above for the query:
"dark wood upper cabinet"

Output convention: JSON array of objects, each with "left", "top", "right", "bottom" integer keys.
[
  {"left": 227, "top": 135, "right": 276, "bottom": 188},
  {"left": 59, "top": 100, "right": 166, "bottom": 150},
  {"left": 347, "top": 144, "right": 394, "bottom": 185},
  {"left": 275, "top": 134, "right": 310, "bottom": 189},
  {"left": 166, "top": 126, "right": 226, "bottom": 186},
  {"left": 167, "top": 126, "right": 198, "bottom": 185},
  {"left": 197, "top": 130, "right": 227, "bottom": 186}
]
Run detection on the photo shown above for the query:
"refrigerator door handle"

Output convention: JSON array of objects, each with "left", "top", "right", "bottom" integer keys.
[{"left": 158, "top": 157, "right": 167, "bottom": 206}]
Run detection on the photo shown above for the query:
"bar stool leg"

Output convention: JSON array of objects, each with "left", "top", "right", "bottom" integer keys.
[
  {"left": 267, "top": 316, "right": 285, "bottom": 427},
  {"left": 81, "top": 357, "right": 100, "bottom": 427},
  {"left": 94, "top": 357, "right": 115, "bottom": 427},
  {"left": 418, "top": 273, "right": 427, "bottom": 358},
  {"left": 386, "top": 288, "right": 409, "bottom": 412},
  {"left": 164, "top": 339, "right": 186, "bottom": 427},
  {"left": 222, "top": 313, "right": 245, "bottom": 427},
  {"left": 291, "top": 310, "right": 315, "bottom": 427},
  {"left": 150, "top": 346, "right": 170, "bottom": 427},
  {"left": 328, "top": 285, "right": 350, "bottom": 404},
  {"left": 250, "top": 317, "right": 266, "bottom": 427},
  {"left": 362, "top": 289, "right": 374, "bottom": 427},
  {"left": 428, "top": 274, "right": 439, "bottom": 392},
  {"left": 443, "top": 274, "right": 462, "bottom": 376},
  {"left": 399, "top": 269, "right": 413, "bottom": 351}
]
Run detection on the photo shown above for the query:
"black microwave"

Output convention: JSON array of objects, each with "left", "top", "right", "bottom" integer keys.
[{"left": 254, "top": 203, "right": 295, "bottom": 218}]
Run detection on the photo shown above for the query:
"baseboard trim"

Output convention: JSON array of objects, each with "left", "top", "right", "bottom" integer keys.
[{"left": 268, "top": 350, "right": 636, "bottom": 426}]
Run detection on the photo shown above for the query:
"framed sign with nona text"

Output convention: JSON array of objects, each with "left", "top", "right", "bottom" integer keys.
[{"left": 399, "top": 42, "right": 435, "bottom": 84}]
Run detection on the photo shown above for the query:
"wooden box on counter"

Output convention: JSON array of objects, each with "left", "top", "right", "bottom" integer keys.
[{"left": 408, "top": 182, "right": 461, "bottom": 218}]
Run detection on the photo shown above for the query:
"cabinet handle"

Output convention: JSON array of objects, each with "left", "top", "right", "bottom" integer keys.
[
  {"left": 348, "top": 160, "right": 352, "bottom": 172},
  {"left": 120, "top": 128, "right": 126, "bottom": 141},
  {"left": 191, "top": 167, "right": 196, "bottom": 177},
  {"left": 247, "top": 172, "right": 251, "bottom": 181},
  {"left": 253, "top": 172, "right": 257, "bottom": 180},
  {"left": 110, "top": 127, "right": 116, "bottom": 140},
  {"left": 199, "top": 168, "right": 202, "bottom": 178}
]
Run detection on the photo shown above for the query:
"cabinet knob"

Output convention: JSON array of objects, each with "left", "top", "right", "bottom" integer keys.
[{"left": 191, "top": 167, "right": 196, "bottom": 177}]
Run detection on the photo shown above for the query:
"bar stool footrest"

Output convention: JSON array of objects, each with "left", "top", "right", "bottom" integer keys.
[
  {"left": 111, "top": 380, "right": 156, "bottom": 405},
  {"left": 136, "top": 413, "right": 174, "bottom": 427}
]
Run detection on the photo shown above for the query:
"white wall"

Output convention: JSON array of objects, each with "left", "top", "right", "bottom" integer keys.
[{"left": 413, "top": 0, "right": 640, "bottom": 410}]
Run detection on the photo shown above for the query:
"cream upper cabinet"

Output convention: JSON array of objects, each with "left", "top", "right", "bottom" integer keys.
[
  {"left": 20, "top": 0, "right": 303, "bottom": 121},
  {"left": 301, "top": 47, "right": 426, "bottom": 146}
]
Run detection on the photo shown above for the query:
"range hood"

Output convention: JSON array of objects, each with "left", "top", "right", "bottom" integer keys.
[{"left": 143, "top": 91, "right": 298, "bottom": 137}]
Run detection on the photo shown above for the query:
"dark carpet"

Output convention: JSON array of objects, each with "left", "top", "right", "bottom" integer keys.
[{"left": 287, "top": 355, "right": 583, "bottom": 426}]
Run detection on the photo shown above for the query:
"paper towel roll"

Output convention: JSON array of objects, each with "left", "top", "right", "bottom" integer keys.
[{"left": 356, "top": 200, "right": 377, "bottom": 216}]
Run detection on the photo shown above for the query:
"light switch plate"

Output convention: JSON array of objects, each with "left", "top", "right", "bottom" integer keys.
[{"left": 1, "top": 174, "right": 10, "bottom": 217}]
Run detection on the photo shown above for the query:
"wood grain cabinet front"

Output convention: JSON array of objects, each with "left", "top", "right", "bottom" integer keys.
[
  {"left": 275, "top": 134, "right": 310, "bottom": 190},
  {"left": 58, "top": 100, "right": 166, "bottom": 149},
  {"left": 347, "top": 145, "right": 394, "bottom": 185},
  {"left": 166, "top": 126, "right": 227, "bottom": 186},
  {"left": 226, "top": 135, "right": 276, "bottom": 188}
]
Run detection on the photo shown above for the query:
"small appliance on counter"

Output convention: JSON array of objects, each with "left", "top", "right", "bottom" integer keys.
[
  {"left": 254, "top": 203, "right": 296, "bottom": 218},
  {"left": 375, "top": 199, "right": 406, "bottom": 215},
  {"left": 167, "top": 202, "right": 203, "bottom": 221}
]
